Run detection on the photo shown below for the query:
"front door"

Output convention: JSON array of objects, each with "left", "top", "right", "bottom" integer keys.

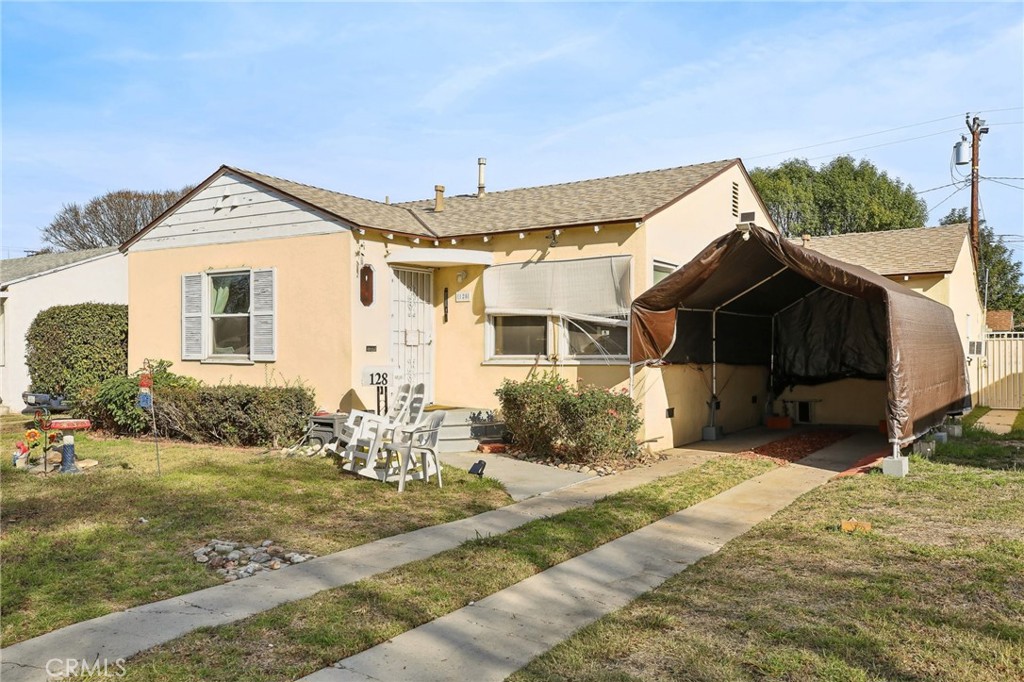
[{"left": 390, "top": 267, "right": 434, "bottom": 404}]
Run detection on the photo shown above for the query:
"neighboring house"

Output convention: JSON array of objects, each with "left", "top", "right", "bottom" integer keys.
[
  {"left": 121, "top": 158, "right": 774, "bottom": 446},
  {"left": 987, "top": 310, "right": 1014, "bottom": 332},
  {"left": 0, "top": 247, "right": 127, "bottom": 413},
  {"left": 783, "top": 223, "right": 986, "bottom": 420}
]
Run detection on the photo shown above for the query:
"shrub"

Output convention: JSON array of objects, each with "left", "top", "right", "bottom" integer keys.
[
  {"left": 25, "top": 303, "right": 128, "bottom": 397},
  {"left": 155, "top": 384, "right": 315, "bottom": 447},
  {"left": 495, "top": 372, "right": 571, "bottom": 456},
  {"left": 76, "top": 360, "right": 314, "bottom": 447},
  {"left": 558, "top": 383, "right": 642, "bottom": 463},
  {"left": 495, "top": 373, "right": 642, "bottom": 463},
  {"left": 75, "top": 361, "right": 198, "bottom": 434}
]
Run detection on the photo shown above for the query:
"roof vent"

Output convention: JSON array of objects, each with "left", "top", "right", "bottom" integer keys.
[
  {"left": 477, "top": 157, "right": 487, "bottom": 197},
  {"left": 434, "top": 185, "right": 445, "bottom": 212}
]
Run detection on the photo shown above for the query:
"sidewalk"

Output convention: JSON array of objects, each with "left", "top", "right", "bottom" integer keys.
[
  {"left": 1, "top": 441, "right": 747, "bottom": 681},
  {"left": 974, "top": 408, "right": 1018, "bottom": 435},
  {"left": 304, "top": 431, "right": 884, "bottom": 682}
]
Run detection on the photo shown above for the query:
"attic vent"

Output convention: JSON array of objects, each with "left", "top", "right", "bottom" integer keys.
[
  {"left": 731, "top": 182, "right": 740, "bottom": 217},
  {"left": 740, "top": 211, "right": 756, "bottom": 223}
]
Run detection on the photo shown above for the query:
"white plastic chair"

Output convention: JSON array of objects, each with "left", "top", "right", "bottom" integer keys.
[
  {"left": 327, "top": 383, "right": 412, "bottom": 453},
  {"left": 383, "top": 410, "right": 446, "bottom": 492}
]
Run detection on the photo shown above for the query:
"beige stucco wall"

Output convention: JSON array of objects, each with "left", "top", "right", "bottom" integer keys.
[
  {"left": 771, "top": 379, "right": 887, "bottom": 427},
  {"left": 127, "top": 233, "right": 352, "bottom": 410},
  {"left": 654, "top": 364, "right": 769, "bottom": 446},
  {"left": 430, "top": 224, "right": 641, "bottom": 410}
]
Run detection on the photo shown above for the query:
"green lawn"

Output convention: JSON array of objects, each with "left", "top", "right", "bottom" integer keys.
[
  {"left": 119, "top": 455, "right": 775, "bottom": 681},
  {"left": 511, "top": 432, "right": 1024, "bottom": 682},
  {"left": 0, "top": 419, "right": 509, "bottom": 646}
]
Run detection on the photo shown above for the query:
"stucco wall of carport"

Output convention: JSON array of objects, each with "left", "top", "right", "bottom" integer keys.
[
  {"left": 772, "top": 378, "right": 887, "bottom": 426},
  {"left": 655, "top": 364, "right": 769, "bottom": 446}
]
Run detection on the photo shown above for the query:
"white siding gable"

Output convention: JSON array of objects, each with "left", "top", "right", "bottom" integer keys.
[{"left": 131, "top": 172, "right": 351, "bottom": 251}]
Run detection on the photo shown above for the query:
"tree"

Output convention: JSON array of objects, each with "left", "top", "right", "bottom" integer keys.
[
  {"left": 940, "top": 208, "right": 1024, "bottom": 324},
  {"left": 40, "top": 186, "right": 195, "bottom": 251},
  {"left": 750, "top": 155, "right": 927, "bottom": 237}
]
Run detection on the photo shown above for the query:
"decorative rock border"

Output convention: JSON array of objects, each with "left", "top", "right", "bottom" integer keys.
[
  {"left": 505, "top": 450, "right": 670, "bottom": 476},
  {"left": 193, "top": 539, "right": 317, "bottom": 582}
]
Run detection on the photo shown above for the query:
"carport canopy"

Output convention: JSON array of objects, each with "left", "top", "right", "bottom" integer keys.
[{"left": 630, "top": 225, "right": 970, "bottom": 445}]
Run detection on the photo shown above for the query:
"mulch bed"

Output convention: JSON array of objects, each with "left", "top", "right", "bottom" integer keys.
[{"left": 736, "top": 429, "right": 854, "bottom": 465}]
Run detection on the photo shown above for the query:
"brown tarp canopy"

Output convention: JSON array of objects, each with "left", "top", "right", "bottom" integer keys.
[{"left": 630, "top": 225, "right": 970, "bottom": 444}]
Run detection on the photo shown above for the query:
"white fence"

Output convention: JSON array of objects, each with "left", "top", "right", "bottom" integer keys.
[{"left": 978, "top": 332, "right": 1024, "bottom": 409}]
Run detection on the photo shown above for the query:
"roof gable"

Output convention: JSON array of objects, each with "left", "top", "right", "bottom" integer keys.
[{"left": 793, "top": 224, "right": 969, "bottom": 276}]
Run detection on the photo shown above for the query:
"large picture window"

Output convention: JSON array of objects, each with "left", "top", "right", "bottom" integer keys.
[
  {"left": 181, "top": 268, "right": 276, "bottom": 362},
  {"left": 482, "top": 255, "right": 631, "bottom": 364}
]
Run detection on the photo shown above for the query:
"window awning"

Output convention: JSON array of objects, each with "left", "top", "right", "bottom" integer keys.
[
  {"left": 483, "top": 255, "right": 631, "bottom": 325},
  {"left": 385, "top": 247, "right": 493, "bottom": 268}
]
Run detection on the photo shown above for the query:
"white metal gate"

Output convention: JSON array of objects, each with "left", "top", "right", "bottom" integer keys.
[
  {"left": 979, "top": 332, "right": 1024, "bottom": 409},
  {"left": 390, "top": 268, "right": 434, "bottom": 403}
]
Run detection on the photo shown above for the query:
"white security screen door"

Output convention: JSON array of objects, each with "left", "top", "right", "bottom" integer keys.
[{"left": 390, "top": 267, "right": 434, "bottom": 403}]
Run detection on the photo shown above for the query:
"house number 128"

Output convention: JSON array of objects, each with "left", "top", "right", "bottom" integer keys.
[{"left": 369, "top": 372, "right": 388, "bottom": 386}]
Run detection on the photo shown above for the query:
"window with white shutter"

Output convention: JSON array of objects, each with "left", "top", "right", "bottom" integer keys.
[
  {"left": 180, "top": 269, "right": 276, "bottom": 363},
  {"left": 181, "top": 273, "right": 204, "bottom": 360},
  {"left": 250, "top": 268, "right": 276, "bottom": 361}
]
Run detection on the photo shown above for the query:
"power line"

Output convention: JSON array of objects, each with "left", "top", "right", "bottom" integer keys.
[
  {"left": 805, "top": 127, "right": 962, "bottom": 162},
  {"left": 927, "top": 184, "right": 969, "bottom": 216},
  {"left": 978, "top": 107, "right": 1024, "bottom": 114},
  {"left": 984, "top": 178, "right": 1024, "bottom": 191},
  {"left": 746, "top": 114, "right": 963, "bottom": 161},
  {"left": 916, "top": 181, "right": 966, "bottom": 195}
]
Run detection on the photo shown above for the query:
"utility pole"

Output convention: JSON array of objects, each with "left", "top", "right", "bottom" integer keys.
[{"left": 966, "top": 113, "right": 989, "bottom": 257}]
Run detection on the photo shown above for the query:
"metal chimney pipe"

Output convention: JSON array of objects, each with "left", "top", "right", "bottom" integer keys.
[
  {"left": 477, "top": 158, "right": 487, "bottom": 197},
  {"left": 434, "top": 185, "right": 445, "bottom": 212}
]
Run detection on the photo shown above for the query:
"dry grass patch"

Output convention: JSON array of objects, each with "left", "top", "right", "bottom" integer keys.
[
  {"left": 0, "top": 427, "right": 509, "bottom": 645},
  {"left": 512, "top": 441, "right": 1024, "bottom": 682},
  {"left": 118, "top": 456, "right": 775, "bottom": 681}
]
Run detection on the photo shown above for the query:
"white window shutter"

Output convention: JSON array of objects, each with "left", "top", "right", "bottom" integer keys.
[
  {"left": 250, "top": 268, "right": 276, "bottom": 361},
  {"left": 181, "top": 273, "right": 204, "bottom": 360}
]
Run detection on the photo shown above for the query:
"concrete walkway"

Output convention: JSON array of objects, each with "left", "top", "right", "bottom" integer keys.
[
  {"left": 438, "top": 451, "right": 592, "bottom": 501},
  {"left": 974, "top": 408, "right": 1019, "bottom": 435},
  {"left": 1, "top": 441, "right": 751, "bottom": 681},
  {"left": 304, "top": 431, "right": 884, "bottom": 682}
]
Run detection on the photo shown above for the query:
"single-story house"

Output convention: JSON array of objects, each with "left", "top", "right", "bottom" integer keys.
[
  {"left": 630, "top": 224, "right": 970, "bottom": 450},
  {"left": 0, "top": 247, "right": 127, "bottom": 413},
  {"left": 120, "top": 158, "right": 775, "bottom": 447}
]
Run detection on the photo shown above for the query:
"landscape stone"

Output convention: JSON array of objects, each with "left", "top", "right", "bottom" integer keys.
[
  {"left": 195, "top": 555, "right": 209, "bottom": 564},
  {"left": 227, "top": 550, "right": 242, "bottom": 561},
  {"left": 252, "top": 552, "right": 272, "bottom": 563},
  {"left": 261, "top": 540, "right": 273, "bottom": 547}
]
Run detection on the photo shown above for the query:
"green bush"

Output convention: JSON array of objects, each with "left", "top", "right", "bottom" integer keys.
[
  {"left": 495, "top": 373, "right": 642, "bottom": 463},
  {"left": 558, "top": 383, "right": 642, "bottom": 463},
  {"left": 77, "top": 360, "right": 314, "bottom": 447},
  {"left": 156, "top": 383, "right": 315, "bottom": 447},
  {"left": 75, "top": 361, "right": 198, "bottom": 434},
  {"left": 495, "top": 373, "right": 570, "bottom": 456},
  {"left": 25, "top": 303, "right": 128, "bottom": 397}
]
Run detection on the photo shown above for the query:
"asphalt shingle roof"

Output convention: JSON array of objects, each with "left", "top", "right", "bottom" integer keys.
[
  {"left": 1, "top": 247, "right": 118, "bottom": 287},
  {"left": 793, "top": 223, "right": 969, "bottom": 276},
  {"left": 227, "top": 159, "right": 738, "bottom": 239},
  {"left": 227, "top": 167, "right": 430, "bottom": 236},
  {"left": 397, "top": 159, "right": 738, "bottom": 238}
]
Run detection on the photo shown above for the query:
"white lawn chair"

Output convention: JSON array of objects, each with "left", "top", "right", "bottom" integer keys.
[
  {"left": 326, "top": 383, "right": 411, "bottom": 454},
  {"left": 382, "top": 410, "right": 446, "bottom": 492},
  {"left": 335, "top": 412, "right": 390, "bottom": 479}
]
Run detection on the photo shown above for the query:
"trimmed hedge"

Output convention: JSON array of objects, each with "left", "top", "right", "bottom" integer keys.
[
  {"left": 495, "top": 372, "right": 642, "bottom": 463},
  {"left": 25, "top": 303, "right": 128, "bottom": 397},
  {"left": 76, "top": 361, "right": 315, "bottom": 447}
]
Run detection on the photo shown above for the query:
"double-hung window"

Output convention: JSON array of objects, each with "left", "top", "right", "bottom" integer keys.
[
  {"left": 181, "top": 268, "right": 276, "bottom": 363},
  {"left": 483, "top": 255, "right": 631, "bottom": 363}
]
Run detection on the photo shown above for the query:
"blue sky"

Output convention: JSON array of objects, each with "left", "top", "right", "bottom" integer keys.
[{"left": 2, "top": 2, "right": 1022, "bottom": 261}]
